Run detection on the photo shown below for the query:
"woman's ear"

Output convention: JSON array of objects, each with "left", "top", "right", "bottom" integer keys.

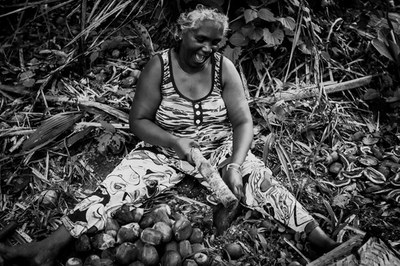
[{"left": 173, "top": 25, "right": 182, "bottom": 41}]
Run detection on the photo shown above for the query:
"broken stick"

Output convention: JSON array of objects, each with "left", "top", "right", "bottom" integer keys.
[
  {"left": 250, "top": 74, "right": 379, "bottom": 105},
  {"left": 189, "top": 148, "right": 238, "bottom": 209}
]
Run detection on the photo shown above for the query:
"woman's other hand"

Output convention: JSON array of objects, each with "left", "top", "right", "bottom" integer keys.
[
  {"left": 222, "top": 164, "right": 244, "bottom": 200},
  {"left": 171, "top": 137, "right": 199, "bottom": 163}
]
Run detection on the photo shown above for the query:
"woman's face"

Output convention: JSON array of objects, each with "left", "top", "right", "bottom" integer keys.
[{"left": 180, "top": 19, "right": 224, "bottom": 69}]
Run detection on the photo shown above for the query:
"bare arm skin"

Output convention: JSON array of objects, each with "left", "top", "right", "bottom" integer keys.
[
  {"left": 221, "top": 57, "right": 254, "bottom": 199},
  {"left": 129, "top": 56, "right": 198, "bottom": 161},
  {"left": 222, "top": 57, "right": 253, "bottom": 165}
]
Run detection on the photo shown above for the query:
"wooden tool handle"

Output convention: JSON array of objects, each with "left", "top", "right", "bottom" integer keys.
[{"left": 190, "top": 148, "right": 238, "bottom": 209}]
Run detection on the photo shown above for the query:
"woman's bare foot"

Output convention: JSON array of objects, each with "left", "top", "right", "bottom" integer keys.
[
  {"left": 307, "top": 226, "right": 340, "bottom": 253},
  {"left": 0, "top": 226, "right": 73, "bottom": 266}
]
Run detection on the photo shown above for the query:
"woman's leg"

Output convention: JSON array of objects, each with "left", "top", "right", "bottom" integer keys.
[
  {"left": 0, "top": 225, "right": 72, "bottom": 266},
  {"left": 61, "top": 147, "right": 186, "bottom": 237},
  {"left": 241, "top": 152, "right": 339, "bottom": 253},
  {"left": 0, "top": 147, "right": 186, "bottom": 265}
]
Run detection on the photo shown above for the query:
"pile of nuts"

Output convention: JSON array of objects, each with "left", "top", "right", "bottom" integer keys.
[
  {"left": 314, "top": 132, "right": 400, "bottom": 203},
  {"left": 65, "top": 203, "right": 243, "bottom": 266}
]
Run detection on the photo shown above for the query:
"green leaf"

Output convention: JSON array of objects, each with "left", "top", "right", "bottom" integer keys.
[
  {"left": 362, "top": 88, "right": 380, "bottom": 101},
  {"left": 22, "top": 78, "right": 35, "bottom": 88},
  {"left": 332, "top": 193, "right": 351, "bottom": 209},
  {"left": 388, "top": 40, "right": 400, "bottom": 59},
  {"left": 223, "top": 46, "right": 242, "bottom": 64},
  {"left": 297, "top": 39, "right": 312, "bottom": 55},
  {"left": 287, "top": 0, "right": 300, "bottom": 6},
  {"left": 19, "top": 70, "right": 35, "bottom": 81},
  {"left": 229, "top": 32, "right": 249, "bottom": 47},
  {"left": 277, "top": 17, "right": 296, "bottom": 31},
  {"left": 263, "top": 28, "right": 284, "bottom": 47},
  {"left": 372, "top": 38, "right": 394, "bottom": 61},
  {"left": 241, "top": 23, "right": 255, "bottom": 37},
  {"left": 249, "top": 27, "right": 263, "bottom": 42},
  {"left": 244, "top": 9, "right": 258, "bottom": 23},
  {"left": 90, "top": 51, "right": 99, "bottom": 64},
  {"left": 311, "top": 22, "right": 321, "bottom": 33},
  {"left": 100, "top": 120, "right": 116, "bottom": 133},
  {"left": 258, "top": 8, "right": 275, "bottom": 22},
  {"left": 321, "top": 51, "right": 331, "bottom": 60}
]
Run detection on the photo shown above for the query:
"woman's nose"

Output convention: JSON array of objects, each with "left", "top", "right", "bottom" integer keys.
[{"left": 202, "top": 43, "right": 212, "bottom": 52}]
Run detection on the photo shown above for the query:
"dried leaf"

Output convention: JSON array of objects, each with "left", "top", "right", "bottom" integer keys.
[
  {"left": 133, "top": 21, "right": 154, "bottom": 54},
  {"left": 22, "top": 112, "right": 83, "bottom": 152}
]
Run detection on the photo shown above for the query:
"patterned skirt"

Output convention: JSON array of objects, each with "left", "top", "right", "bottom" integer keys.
[{"left": 61, "top": 143, "right": 316, "bottom": 237}]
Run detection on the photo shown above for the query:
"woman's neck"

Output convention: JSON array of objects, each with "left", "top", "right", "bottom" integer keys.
[{"left": 174, "top": 48, "right": 207, "bottom": 74}]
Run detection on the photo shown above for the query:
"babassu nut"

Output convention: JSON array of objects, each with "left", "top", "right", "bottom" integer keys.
[
  {"left": 141, "top": 244, "right": 159, "bottom": 266},
  {"left": 161, "top": 250, "right": 182, "bottom": 266},
  {"left": 141, "top": 228, "right": 163, "bottom": 246}
]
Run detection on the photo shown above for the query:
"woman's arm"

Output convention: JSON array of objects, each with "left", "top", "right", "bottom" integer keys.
[
  {"left": 129, "top": 55, "right": 198, "bottom": 160},
  {"left": 222, "top": 57, "right": 254, "bottom": 165},
  {"left": 221, "top": 56, "right": 253, "bottom": 199}
]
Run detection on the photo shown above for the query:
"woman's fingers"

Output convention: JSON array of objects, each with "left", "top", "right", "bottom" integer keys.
[
  {"left": 223, "top": 171, "right": 243, "bottom": 200},
  {"left": 232, "top": 184, "right": 244, "bottom": 201}
]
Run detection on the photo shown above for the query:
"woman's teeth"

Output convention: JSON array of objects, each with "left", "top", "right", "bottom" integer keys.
[{"left": 195, "top": 54, "right": 205, "bottom": 63}]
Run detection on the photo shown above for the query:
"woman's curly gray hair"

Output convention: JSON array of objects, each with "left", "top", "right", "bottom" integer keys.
[{"left": 177, "top": 5, "right": 229, "bottom": 36}]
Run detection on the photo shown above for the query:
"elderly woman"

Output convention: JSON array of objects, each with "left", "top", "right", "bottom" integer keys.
[{"left": 0, "top": 6, "right": 338, "bottom": 266}]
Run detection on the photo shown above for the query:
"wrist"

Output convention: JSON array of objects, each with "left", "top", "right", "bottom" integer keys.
[{"left": 226, "top": 163, "right": 242, "bottom": 174}]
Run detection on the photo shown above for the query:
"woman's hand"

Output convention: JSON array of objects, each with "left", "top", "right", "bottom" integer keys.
[
  {"left": 171, "top": 137, "right": 199, "bottom": 163},
  {"left": 222, "top": 165, "right": 244, "bottom": 200}
]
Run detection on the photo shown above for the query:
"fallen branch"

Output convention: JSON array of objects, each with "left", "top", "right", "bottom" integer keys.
[
  {"left": 44, "top": 95, "right": 129, "bottom": 123},
  {"left": 307, "top": 235, "right": 364, "bottom": 266},
  {"left": 251, "top": 75, "right": 378, "bottom": 105},
  {"left": 0, "top": 84, "right": 31, "bottom": 95}
]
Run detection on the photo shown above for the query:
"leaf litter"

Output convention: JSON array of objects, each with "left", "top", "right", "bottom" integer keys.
[{"left": 0, "top": 0, "right": 400, "bottom": 265}]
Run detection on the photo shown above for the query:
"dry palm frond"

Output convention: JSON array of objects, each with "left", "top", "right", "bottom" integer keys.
[{"left": 21, "top": 111, "right": 83, "bottom": 153}]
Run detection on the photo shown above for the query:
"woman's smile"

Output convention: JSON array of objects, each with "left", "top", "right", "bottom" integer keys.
[
  {"left": 178, "top": 19, "right": 224, "bottom": 72},
  {"left": 194, "top": 53, "right": 207, "bottom": 64}
]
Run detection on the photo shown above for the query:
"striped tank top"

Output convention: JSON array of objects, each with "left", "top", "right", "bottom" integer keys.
[{"left": 154, "top": 49, "right": 232, "bottom": 159}]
